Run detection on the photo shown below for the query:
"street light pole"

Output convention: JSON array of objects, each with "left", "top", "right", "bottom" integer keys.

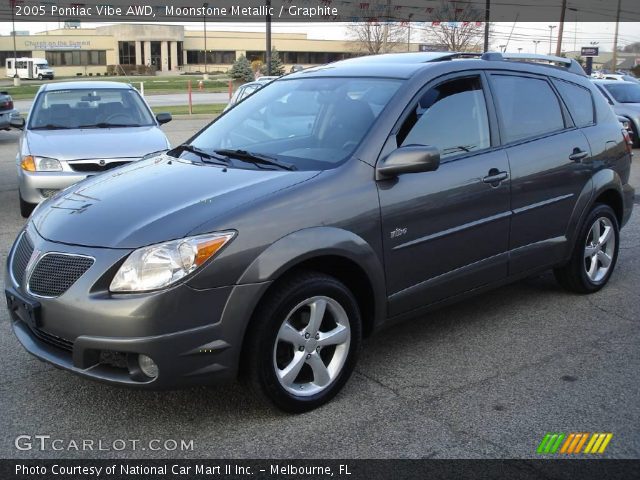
[
  {"left": 11, "top": 0, "right": 18, "bottom": 82},
  {"left": 533, "top": 40, "right": 541, "bottom": 54},
  {"left": 548, "top": 25, "right": 556, "bottom": 55},
  {"left": 266, "top": 0, "right": 272, "bottom": 75}
]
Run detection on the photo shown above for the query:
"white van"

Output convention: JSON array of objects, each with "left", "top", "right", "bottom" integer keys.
[{"left": 5, "top": 57, "right": 55, "bottom": 80}]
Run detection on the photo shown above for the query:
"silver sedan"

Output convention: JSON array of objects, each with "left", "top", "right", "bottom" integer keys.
[{"left": 11, "top": 81, "right": 172, "bottom": 217}]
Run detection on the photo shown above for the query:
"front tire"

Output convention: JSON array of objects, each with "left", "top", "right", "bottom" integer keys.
[
  {"left": 19, "top": 194, "right": 36, "bottom": 218},
  {"left": 243, "top": 271, "right": 361, "bottom": 413},
  {"left": 554, "top": 204, "right": 619, "bottom": 293},
  {"left": 37, "top": 74, "right": 43, "bottom": 80}
]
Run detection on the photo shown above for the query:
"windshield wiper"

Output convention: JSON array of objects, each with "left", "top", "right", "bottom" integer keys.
[
  {"left": 78, "top": 123, "right": 140, "bottom": 128},
  {"left": 30, "top": 124, "right": 72, "bottom": 130},
  {"left": 214, "top": 149, "right": 297, "bottom": 171},
  {"left": 174, "top": 144, "right": 231, "bottom": 166}
]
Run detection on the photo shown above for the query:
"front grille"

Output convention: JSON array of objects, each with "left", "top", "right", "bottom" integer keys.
[
  {"left": 11, "top": 232, "right": 34, "bottom": 287},
  {"left": 29, "top": 326, "right": 74, "bottom": 352},
  {"left": 70, "top": 161, "right": 129, "bottom": 173},
  {"left": 28, "top": 254, "right": 94, "bottom": 297}
]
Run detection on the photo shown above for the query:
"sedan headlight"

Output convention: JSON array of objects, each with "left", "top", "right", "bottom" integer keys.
[
  {"left": 110, "top": 232, "right": 235, "bottom": 292},
  {"left": 21, "top": 155, "right": 62, "bottom": 172}
]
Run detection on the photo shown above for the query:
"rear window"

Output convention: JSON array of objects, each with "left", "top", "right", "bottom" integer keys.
[
  {"left": 553, "top": 80, "right": 595, "bottom": 127},
  {"left": 491, "top": 75, "right": 565, "bottom": 144}
]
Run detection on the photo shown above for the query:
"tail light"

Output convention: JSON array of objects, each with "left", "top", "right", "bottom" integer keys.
[
  {"left": 622, "top": 129, "right": 633, "bottom": 155},
  {"left": 1, "top": 99, "right": 13, "bottom": 110}
]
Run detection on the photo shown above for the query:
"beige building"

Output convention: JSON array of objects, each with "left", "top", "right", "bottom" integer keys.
[{"left": 0, "top": 24, "right": 417, "bottom": 77}]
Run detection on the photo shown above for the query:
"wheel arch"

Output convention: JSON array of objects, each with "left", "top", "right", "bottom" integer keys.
[{"left": 237, "top": 227, "right": 387, "bottom": 338}]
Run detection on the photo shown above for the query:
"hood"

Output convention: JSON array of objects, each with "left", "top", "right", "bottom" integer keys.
[
  {"left": 33, "top": 154, "right": 319, "bottom": 249},
  {"left": 25, "top": 126, "right": 169, "bottom": 161}
]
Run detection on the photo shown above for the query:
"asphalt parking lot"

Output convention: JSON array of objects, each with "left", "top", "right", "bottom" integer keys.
[{"left": 0, "top": 118, "right": 639, "bottom": 459}]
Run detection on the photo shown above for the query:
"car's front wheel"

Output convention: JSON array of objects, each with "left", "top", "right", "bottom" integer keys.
[
  {"left": 554, "top": 204, "right": 619, "bottom": 293},
  {"left": 19, "top": 193, "right": 36, "bottom": 218},
  {"left": 244, "top": 271, "right": 361, "bottom": 412}
]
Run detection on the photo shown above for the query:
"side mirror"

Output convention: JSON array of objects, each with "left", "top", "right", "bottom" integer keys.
[
  {"left": 10, "top": 115, "right": 25, "bottom": 130},
  {"left": 156, "top": 112, "right": 172, "bottom": 125},
  {"left": 376, "top": 145, "right": 440, "bottom": 179}
]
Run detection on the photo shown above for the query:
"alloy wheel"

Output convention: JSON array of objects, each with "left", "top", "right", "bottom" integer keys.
[
  {"left": 273, "top": 296, "right": 351, "bottom": 397},
  {"left": 584, "top": 216, "right": 616, "bottom": 283}
]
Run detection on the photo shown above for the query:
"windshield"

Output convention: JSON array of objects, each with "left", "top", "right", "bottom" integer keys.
[
  {"left": 186, "top": 77, "right": 403, "bottom": 171},
  {"left": 604, "top": 83, "right": 640, "bottom": 103},
  {"left": 36, "top": 63, "right": 49, "bottom": 69},
  {"left": 29, "top": 88, "right": 156, "bottom": 129}
]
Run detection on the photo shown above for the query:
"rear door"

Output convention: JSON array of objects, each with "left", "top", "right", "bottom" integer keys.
[
  {"left": 488, "top": 73, "right": 594, "bottom": 274},
  {"left": 378, "top": 73, "right": 511, "bottom": 317}
]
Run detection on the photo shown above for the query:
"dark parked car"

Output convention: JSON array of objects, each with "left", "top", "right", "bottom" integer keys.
[
  {"left": 5, "top": 52, "right": 634, "bottom": 412},
  {"left": 0, "top": 90, "right": 19, "bottom": 130}
]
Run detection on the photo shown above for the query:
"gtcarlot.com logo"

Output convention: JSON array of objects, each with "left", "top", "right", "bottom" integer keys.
[
  {"left": 537, "top": 432, "right": 613, "bottom": 455},
  {"left": 15, "top": 435, "right": 195, "bottom": 452}
]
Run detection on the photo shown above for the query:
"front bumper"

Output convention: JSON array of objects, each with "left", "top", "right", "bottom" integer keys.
[
  {"left": 19, "top": 170, "right": 90, "bottom": 204},
  {"left": 5, "top": 224, "right": 270, "bottom": 389}
]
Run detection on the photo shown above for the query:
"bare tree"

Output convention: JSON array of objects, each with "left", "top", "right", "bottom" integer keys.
[
  {"left": 423, "top": 1, "right": 487, "bottom": 52},
  {"left": 347, "top": 10, "right": 409, "bottom": 56}
]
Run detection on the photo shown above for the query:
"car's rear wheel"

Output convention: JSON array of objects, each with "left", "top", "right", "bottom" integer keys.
[
  {"left": 554, "top": 204, "right": 619, "bottom": 293},
  {"left": 243, "top": 271, "right": 361, "bottom": 412},
  {"left": 19, "top": 193, "right": 36, "bottom": 218}
]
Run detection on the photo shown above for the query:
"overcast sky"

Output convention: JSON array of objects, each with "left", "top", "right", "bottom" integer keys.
[{"left": 1, "top": 21, "right": 639, "bottom": 54}]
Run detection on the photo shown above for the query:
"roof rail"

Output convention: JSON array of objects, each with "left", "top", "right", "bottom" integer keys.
[{"left": 481, "top": 52, "right": 586, "bottom": 76}]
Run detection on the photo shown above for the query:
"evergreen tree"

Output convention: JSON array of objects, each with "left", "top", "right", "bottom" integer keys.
[
  {"left": 229, "top": 55, "right": 254, "bottom": 82},
  {"left": 260, "top": 49, "right": 285, "bottom": 76}
]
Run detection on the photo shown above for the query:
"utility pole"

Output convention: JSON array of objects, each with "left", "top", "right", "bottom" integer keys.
[
  {"left": 548, "top": 25, "right": 556, "bottom": 55},
  {"left": 484, "top": 0, "right": 491, "bottom": 52},
  {"left": 266, "top": 0, "right": 272, "bottom": 75},
  {"left": 533, "top": 40, "right": 541, "bottom": 54},
  {"left": 611, "top": 0, "right": 622, "bottom": 72},
  {"left": 202, "top": 3, "right": 208, "bottom": 79},
  {"left": 555, "top": 0, "right": 567, "bottom": 56}
]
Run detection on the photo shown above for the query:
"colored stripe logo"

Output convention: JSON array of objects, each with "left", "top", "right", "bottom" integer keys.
[{"left": 537, "top": 433, "right": 613, "bottom": 454}]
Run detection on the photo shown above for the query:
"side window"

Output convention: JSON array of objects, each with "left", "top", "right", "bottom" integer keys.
[
  {"left": 397, "top": 76, "right": 490, "bottom": 158},
  {"left": 553, "top": 80, "right": 595, "bottom": 127},
  {"left": 491, "top": 75, "right": 565, "bottom": 143}
]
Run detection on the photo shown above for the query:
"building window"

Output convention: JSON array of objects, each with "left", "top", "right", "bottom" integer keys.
[
  {"left": 246, "top": 51, "right": 265, "bottom": 62},
  {"left": 186, "top": 50, "right": 236, "bottom": 64},
  {"left": 280, "top": 51, "right": 354, "bottom": 64},
  {"left": 0, "top": 51, "right": 32, "bottom": 64},
  {"left": 177, "top": 42, "right": 184, "bottom": 66},
  {"left": 118, "top": 41, "right": 136, "bottom": 65},
  {"left": 46, "top": 50, "right": 107, "bottom": 66}
]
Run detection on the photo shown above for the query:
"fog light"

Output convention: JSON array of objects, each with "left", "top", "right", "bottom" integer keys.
[{"left": 138, "top": 354, "right": 158, "bottom": 379}]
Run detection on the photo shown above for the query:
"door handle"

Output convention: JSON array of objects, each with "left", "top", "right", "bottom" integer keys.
[
  {"left": 482, "top": 169, "right": 509, "bottom": 186},
  {"left": 569, "top": 149, "right": 589, "bottom": 162}
]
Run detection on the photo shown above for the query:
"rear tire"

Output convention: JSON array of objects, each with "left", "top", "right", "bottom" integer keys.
[
  {"left": 554, "top": 204, "right": 619, "bottom": 293},
  {"left": 19, "top": 194, "right": 36, "bottom": 218},
  {"left": 243, "top": 271, "right": 361, "bottom": 413}
]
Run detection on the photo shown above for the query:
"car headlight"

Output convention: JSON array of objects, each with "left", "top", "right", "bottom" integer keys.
[
  {"left": 21, "top": 155, "right": 62, "bottom": 172},
  {"left": 109, "top": 232, "right": 235, "bottom": 292}
]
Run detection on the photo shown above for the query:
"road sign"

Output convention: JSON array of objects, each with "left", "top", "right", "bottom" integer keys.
[{"left": 581, "top": 47, "right": 599, "bottom": 57}]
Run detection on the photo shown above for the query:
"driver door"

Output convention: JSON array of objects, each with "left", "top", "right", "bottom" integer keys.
[{"left": 378, "top": 73, "right": 512, "bottom": 317}]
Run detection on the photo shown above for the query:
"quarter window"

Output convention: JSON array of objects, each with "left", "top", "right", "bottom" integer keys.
[
  {"left": 492, "top": 75, "right": 565, "bottom": 143},
  {"left": 398, "top": 76, "right": 490, "bottom": 158},
  {"left": 553, "top": 80, "right": 595, "bottom": 127}
]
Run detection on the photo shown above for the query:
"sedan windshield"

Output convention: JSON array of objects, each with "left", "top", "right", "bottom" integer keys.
[
  {"left": 29, "top": 88, "right": 156, "bottom": 129},
  {"left": 187, "top": 77, "right": 403, "bottom": 171},
  {"left": 604, "top": 83, "right": 640, "bottom": 104}
]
